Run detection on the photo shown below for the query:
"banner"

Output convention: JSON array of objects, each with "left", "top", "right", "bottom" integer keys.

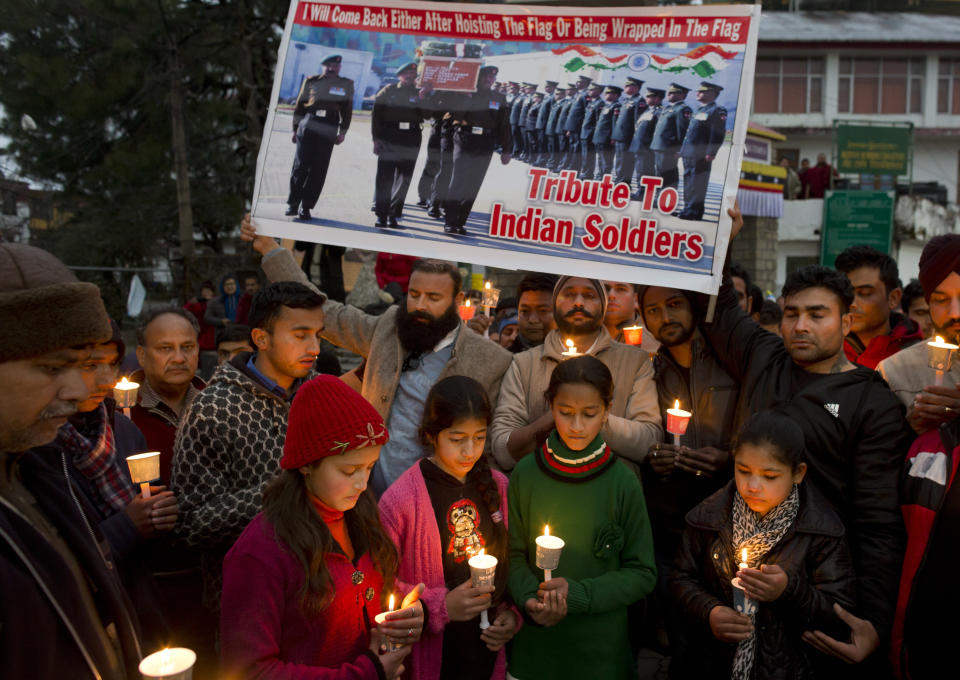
[
  {"left": 252, "top": 1, "right": 761, "bottom": 294},
  {"left": 835, "top": 122, "right": 913, "bottom": 176}
]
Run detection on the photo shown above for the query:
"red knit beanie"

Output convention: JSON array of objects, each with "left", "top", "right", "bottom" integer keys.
[
  {"left": 919, "top": 234, "right": 960, "bottom": 302},
  {"left": 280, "top": 375, "right": 389, "bottom": 469}
]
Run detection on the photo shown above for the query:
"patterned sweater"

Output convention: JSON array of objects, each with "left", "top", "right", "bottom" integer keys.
[{"left": 171, "top": 353, "right": 300, "bottom": 610}]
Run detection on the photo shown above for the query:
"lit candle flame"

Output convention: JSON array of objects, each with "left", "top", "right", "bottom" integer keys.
[
  {"left": 937, "top": 335, "right": 944, "bottom": 344},
  {"left": 485, "top": 281, "right": 491, "bottom": 290},
  {"left": 673, "top": 399, "right": 680, "bottom": 410},
  {"left": 741, "top": 548, "right": 748, "bottom": 564},
  {"left": 565, "top": 339, "right": 574, "bottom": 350},
  {"left": 464, "top": 299, "right": 471, "bottom": 307},
  {"left": 159, "top": 648, "right": 173, "bottom": 674},
  {"left": 478, "top": 548, "right": 485, "bottom": 557},
  {"left": 544, "top": 524, "right": 550, "bottom": 537},
  {"left": 388, "top": 593, "right": 395, "bottom": 611},
  {"left": 116, "top": 376, "right": 135, "bottom": 389}
]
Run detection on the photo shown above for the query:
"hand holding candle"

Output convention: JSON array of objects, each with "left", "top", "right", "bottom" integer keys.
[
  {"left": 730, "top": 548, "right": 758, "bottom": 616},
  {"left": 482, "top": 281, "right": 501, "bottom": 316},
  {"left": 374, "top": 594, "right": 405, "bottom": 652},
  {"left": 468, "top": 549, "right": 498, "bottom": 629},
  {"left": 139, "top": 647, "right": 196, "bottom": 680},
  {"left": 666, "top": 399, "right": 692, "bottom": 446},
  {"left": 621, "top": 325, "right": 643, "bottom": 346},
  {"left": 113, "top": 376, "right": 139, "bottom": 417},
  {"left": 535, "top": 524, "right": 564, "bottom": 581},
  {"left": 458, "top": 298, "right": 475, "bottom": 321},
  {"left": 928, "top": 335, "right": 959, "bottom": 386},
  {"left": 375, "top": 584, "right": 425, "bottom": 650}
]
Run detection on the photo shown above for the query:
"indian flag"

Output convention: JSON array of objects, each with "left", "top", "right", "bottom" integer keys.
[
  {"left": 553, "top": 45, "right": 629, "bottom": 72},
  {"left": 650, "top": 45, "right": 739, "bottom": 78}
]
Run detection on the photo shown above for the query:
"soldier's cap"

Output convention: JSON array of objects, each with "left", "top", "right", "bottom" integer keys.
[
  {"left": 577, "top": 75, "right": 593, "bottom": 83},
  {"left": 479, "top": 65, "right": 499, "bottom": 77},
  {"left": 395, "top": 61, "right": 418, "bottom": 77},
  {"left": 588, "top": 82, "right": 604, "bottom": 91},
  {"left": 625, "top": 77, "right": 644, "bottom": 87},
  {"left": 522, "top": 82, "right": 537, "bottom": 88},
  {"left": 668, "top": 82, "right": 690, "bottom": 94},
  {"left": 604, "top": 85, "right": 623, "bottom": 95},
  {"left": 698, "top": 81, "right": 723, "bottom": 92},
  {"left": 533, "top": 91, "right": 544, "bottom": 98},
  {"left": 646, "top": 87, "right": 666, "bottom": 98},
  {"left": 568, "top": 82, "right": 579, "bottom": 89},
  {"left": 322, "top": 55, "right": 342, "bottom": 66},
  {"left": 508, "top": 81, "right": 520, "bottom": 87},
  {"left": 545, "top": 80, "right": 558, "bottom": 87}
]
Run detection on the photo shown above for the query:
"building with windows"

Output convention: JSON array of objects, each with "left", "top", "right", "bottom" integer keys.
[{"left": 750, "top": 12, "right": 960, "bottom": 287}]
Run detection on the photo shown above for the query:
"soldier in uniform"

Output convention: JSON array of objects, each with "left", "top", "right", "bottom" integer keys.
[
  {"left": 562, "top": 75, "right": 593, "bottom": 171},
  {"left": 505, "top": 81, "right": 520, "bottom": 107},
  {"left": 678, "top": 81, "right": 727, "bottom": 221},
  {"left": 611, "top": 77, "right": 644, "bottom": 186},
  {"left": 427, "top": 95, "right": 462, "bottom": 220},
  {"left": 517, "top": 82, "right": 537, "bottom": 162},
  {"left": 578, "top": 82, "right": 604, "bottom": 179},
  {"left": 286, "top": 54, "right": 354, "bottom": 220},
  {"left": 534, "top": 80, "right": 558, "bottom": 167},
  {"left": 649, "top": 82, "right": 692, "bottom": 191},
  {"left": 509, "top": 82, "right": 528, "bottom": 158},
  {"left": 555, "top": 82, "right": 578, "bottom": 171},
  {"left": 524, "top": 92, "right": 545, "bottom": 165},
  {"left": 629, "top": 87, "right": 665, "bottom": 200},
  {"left": 415, "top": 86, "right": 454, "bottom": 208},
  {"left": 544, "top": 86, "right": 568, "bottom": 171},
  {"left": 371, "top": 62, "right": 430, "bottom": 229},
  {"left": 592, "top": 85, "right": 622, "bottom": 179},
  {"left": 443, "top": 65, "right": 512, "bottom": 235}
]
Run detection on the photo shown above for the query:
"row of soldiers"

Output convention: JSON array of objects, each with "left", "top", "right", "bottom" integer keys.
[{"left": 500, "top": 75, "right": 728, "bottom": 221}]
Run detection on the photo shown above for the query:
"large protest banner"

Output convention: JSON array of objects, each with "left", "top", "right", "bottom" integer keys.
[{"left": 252, "top": 1, "right": 761, "bottom": 294}]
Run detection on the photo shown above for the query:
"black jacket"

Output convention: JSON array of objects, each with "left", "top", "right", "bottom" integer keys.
[
  {"left": 670, "top": 482, "right": 857, "bottom": 680},
  {"left": 701, "top": 273, "right": 910, "bottom": 640},
  {"left": 0, "top": 450, "right": 142, "bottom": 680},
  {"left": 644, "top": 335, "right": 739, "bottom": 553}
]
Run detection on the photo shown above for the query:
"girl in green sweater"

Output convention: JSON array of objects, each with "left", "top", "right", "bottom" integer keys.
[{"left": 507, "top": 355, "right": 657, "bottom": 679}]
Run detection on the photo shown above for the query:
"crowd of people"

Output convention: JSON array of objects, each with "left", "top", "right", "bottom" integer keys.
[{"left": 2, "top": 206, "right": 958, "bottom": 680}]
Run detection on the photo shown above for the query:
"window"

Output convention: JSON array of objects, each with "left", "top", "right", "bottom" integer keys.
[
  {"left": 754, "top": 57, "right": 824, "bottom": 113},
  {"left": 838, "top": 57, "right": 924, "bottom": 114},
  {"left": 938, "top": 57, "right": 960, "bottom": 114}
]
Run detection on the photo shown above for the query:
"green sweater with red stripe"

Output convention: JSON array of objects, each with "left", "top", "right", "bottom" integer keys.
[{"left": 507, "top": 430, "right": 657, "bottom": 680}]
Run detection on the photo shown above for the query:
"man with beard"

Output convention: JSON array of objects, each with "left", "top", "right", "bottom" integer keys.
[
  {"left": 490, "top": 276, "right": 661, "bottom": 472},
  {"left": 880, "top": 234, "right": 960, "bottom": 431},
  {"left": 637, "top": 285, "right": 739, "bottom": 665},
  {"left": 239, "top": 214, "right": 513, "bottom": 493},
  {"left": 0, "top": 243, "right": 142, "bottom": 680},
  {"left": 703, "top": 207, "right": 912, "bottom": 672}
]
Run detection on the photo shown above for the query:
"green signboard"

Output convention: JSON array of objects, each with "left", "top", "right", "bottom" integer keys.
[
  {"left": 820, "top": 190, "right": 895, "bottom": 266},
  {"left": 835, "top": 122, "right": 912, "bottom": 176}
]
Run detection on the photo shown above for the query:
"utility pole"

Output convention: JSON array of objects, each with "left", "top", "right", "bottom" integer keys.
[{"left": 169, "top": 47, "right": 195, "bottom": 298}]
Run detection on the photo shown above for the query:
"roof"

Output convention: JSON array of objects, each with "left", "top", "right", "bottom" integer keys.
[
  {"left": 747, "top": 121, "right": 787, "bottom": 142},
  {"left": 759, "top": 12, "right": 960, "bottom": 43}
]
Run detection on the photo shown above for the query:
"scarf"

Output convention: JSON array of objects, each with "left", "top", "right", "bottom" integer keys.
[
  {"left": 730, "top": 484, "right": 800, "bottom": 680},
  {"left": 58, "top": 404, "right": 137, "bottom": 516},
  {"left": 537, "top": 429, "right": 615, "bottom": 483}
]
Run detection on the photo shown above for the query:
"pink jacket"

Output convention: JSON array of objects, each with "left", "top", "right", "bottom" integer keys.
[{"left": 378, "top": 463, "right": 517, "bottom": 680}]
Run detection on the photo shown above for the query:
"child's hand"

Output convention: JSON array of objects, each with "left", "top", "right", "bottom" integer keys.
[
  {"left": 445, "top": 578, "right": 494, "bottom": 622},
  {"left": 708, "top": 605, "right": 753, "bottom": 643},
  {"left": 738, "top": 565, "right": 788, "bottom": 602},
  {"left": 378, "top": 584, "right": 425, "bottom": 646},
  {"left": 481, "top": 608, "right": 518, "bottom": 651},
  {"left": 525, "top": 589, "right": 567, "bottom": 627},
  {"left": 368, "top": 629, "right": 410, "bottom": 679},
  {"left": 537, "top": 576, "right": 568, "bottom": 602}
]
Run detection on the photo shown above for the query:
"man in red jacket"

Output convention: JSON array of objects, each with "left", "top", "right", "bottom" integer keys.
[{"left": 835, "top": 245, "right": 922, "bottom": 369}]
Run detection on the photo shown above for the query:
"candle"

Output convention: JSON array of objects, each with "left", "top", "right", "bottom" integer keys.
[
  {"left": 457, "top": 298, "right": 475, "bottom": 321},
  {"left": 730, "top": 548, "right": 757, "bottom": 617},
  {"left": 374, "top": 593, "right": 404, "bottom": 651},
  {"left": 481, "top": 281, "right": 501, "bottom": 316},
  {"left": 665, "top": 399, "right": 692, "bottom": 446},
  {"left": 560, "top": 338, "right": 581, "bottom": 359},
  {"left": 139, "top": 647, "right": 196, "bottom": 680},
  {"left": 534, "top": 524, "right": 565, "bottom": 581},
  {"left": 928, "top": 335, "right": 959, "bottom": 386},
  {"left": 113, "top": 376, "right": 139, "bottom": 417},
  {"left": 621, "top": 325, "right": 643, "bottom": 346},
  {"left": 468, "top": 549, "right": 498, "bottom": 629},
  {"left": 127, "top": 451, "right": 161, "bottom": 498}
]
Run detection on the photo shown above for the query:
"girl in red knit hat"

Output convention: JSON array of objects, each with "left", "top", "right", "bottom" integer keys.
[
  {"left": 378, "top": 376, "right": 520, "bottom": 680},
  {"left": 220, "top": 375, "right": 425, "bottom": 679}
]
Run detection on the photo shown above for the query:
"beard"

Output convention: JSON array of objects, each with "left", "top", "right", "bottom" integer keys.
[
  {"left": 656, "top": 321, "right": 695, "bottom": 347},
  {"left": 555, "top": 306, "right": 602, "bottom": 336},
  {"left": 934, "top": 318, "right": 960, "bottom": 345},
  {"left": 396, "top": 302, "right": 462, "bottom": 354}
]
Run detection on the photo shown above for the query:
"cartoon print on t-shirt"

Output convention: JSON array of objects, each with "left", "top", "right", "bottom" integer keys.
[{"left": 447, "top": 498, "right": 485, "bottom": 562}]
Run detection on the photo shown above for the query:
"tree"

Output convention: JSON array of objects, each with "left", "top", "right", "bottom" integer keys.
[{"left": 0, "top": 0, "right": 287, "bottom": 288}]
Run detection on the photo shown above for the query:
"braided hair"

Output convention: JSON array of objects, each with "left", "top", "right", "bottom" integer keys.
[{"left": 419, "top": 376, "right": 505, "bottom": 545}]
